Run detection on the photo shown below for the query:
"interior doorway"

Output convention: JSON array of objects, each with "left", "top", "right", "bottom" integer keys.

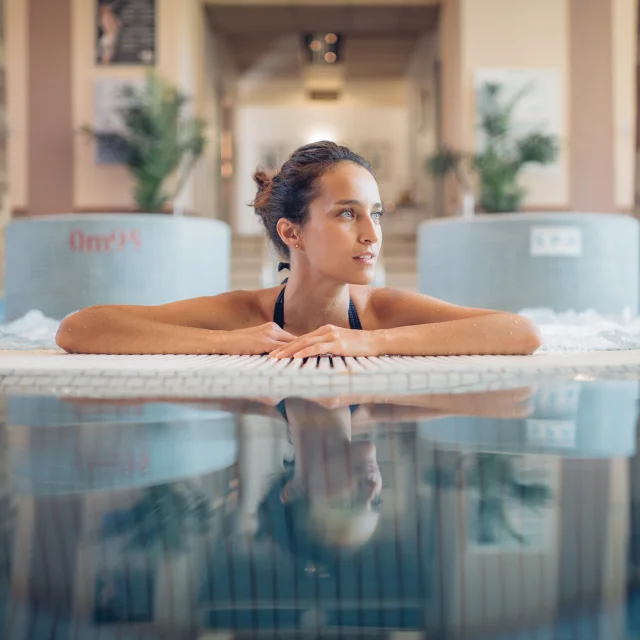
[{"left": 203, "top": 3, "right": 442, "bottom": 236}]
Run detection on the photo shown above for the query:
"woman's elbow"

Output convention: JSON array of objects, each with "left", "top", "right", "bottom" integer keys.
[
  {"left": 55, "top": 307, "right": 97, "bottom": 352},
  {"left": 55, "top": 315, "right": 80, "bottom": 352},
  {"left": 516, "top": 316, "right": 542, "bottom": 355}
]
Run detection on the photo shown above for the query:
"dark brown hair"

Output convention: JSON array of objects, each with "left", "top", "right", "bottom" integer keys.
[{"left": 251, "top": 141, "right": 373, "bottom": 258}]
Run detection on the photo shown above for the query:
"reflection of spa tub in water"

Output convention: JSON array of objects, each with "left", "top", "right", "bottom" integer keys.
[
  {"left": 418, "top": 381, "right": 639, "bottom": 457},
  {"left": 7, "top": 397, "right": 238, "bottom": 495}
]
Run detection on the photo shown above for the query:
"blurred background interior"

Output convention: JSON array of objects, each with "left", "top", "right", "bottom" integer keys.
[
  {"left": 4, "top": 4, "right": 640, "bottom": 638},
  {"left": 1, "top": 0, "right": 640, "bottom": 337}
]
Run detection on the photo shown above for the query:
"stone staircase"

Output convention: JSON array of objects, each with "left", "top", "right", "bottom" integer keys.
[
  {"left": 230, "top": 235, "right": 264, "bottom": 291},
  {"left": 230, "top": 207, "right": 427, "bottom": 292},
  {"left": 381, "top": 232, "right": 418, "bottom": 291}
]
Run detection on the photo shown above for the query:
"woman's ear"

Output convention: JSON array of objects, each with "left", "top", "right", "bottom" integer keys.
[{"left": 276, "top": 218, "right": 302, "bottom": 251}]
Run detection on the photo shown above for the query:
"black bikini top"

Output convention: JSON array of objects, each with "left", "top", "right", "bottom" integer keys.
[
  {"left": 273, "top": 262, "right": 363, "bottom": 331},
  {"left": 276, "top": 400, "right": 360, "bottom": 423}
]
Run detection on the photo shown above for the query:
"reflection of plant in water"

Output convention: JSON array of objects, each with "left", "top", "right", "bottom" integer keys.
[
  {"left": 0, "top": 493, "right": 15, "bottom": 600},
  {"left": 425, "top": 453, "right": 552, "bottom": 545},
  {"left": 469, "top": 453, "right": 551, "bottom": 545},
  {"left": 100, "top": 481, "right": 213, "bottom": 554}
]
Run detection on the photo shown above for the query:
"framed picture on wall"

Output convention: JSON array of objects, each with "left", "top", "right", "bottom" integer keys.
[
  {"left": 93, "top": 566, "right": 155, "bottom": 623},
  {"left": 466, "top": 454, "right": 557, "bottom": 553},
  {"left": 96, "top": 0, "right": 156, "bottom": 66},
  {"left": 473, "top": 68, "right": 561, "bottom": 161},
  {"left": 92, "top": 78, "right": 144, "bottom": 164},
  {"left": 259, "top": 143, "right": 289, "bottom": 177},
  {"left": 361, "top": 141, "right": 392, "bottom": 181}
]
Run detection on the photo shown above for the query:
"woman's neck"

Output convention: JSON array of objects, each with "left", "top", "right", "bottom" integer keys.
[
  {"left": 282, "top": 268, "right": 351, "bottom": 334},
  {"left": 288, "top": 406, "right": 352, "bottom": 485}
]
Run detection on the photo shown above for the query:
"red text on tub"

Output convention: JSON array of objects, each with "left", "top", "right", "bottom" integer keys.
[{"left": 68, "top": 229, "right": 142, "bottom": 252}]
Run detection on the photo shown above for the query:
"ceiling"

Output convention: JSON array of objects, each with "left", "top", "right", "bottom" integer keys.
[
  {"left": 205, "top": 5, "right": 440, "bottom": 35},
  {"left": 222, "top": 34, "right": 424, "bottom": 78},
  {"left": 205, "top": 4, "right": 439, "bottom": 80}
]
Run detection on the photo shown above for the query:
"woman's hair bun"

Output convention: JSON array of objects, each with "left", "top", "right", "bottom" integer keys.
[
  {"left": 251, "top": 142, "right": 373, "bottom": 259},
  {"left": 253, "top": 169, "right": 273, "bottom": 194}
]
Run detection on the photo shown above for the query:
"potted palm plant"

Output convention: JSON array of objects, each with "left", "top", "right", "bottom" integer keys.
[
  {"left": 427, "top": 82, "right": 560, "bottom": 214},
  {"left": 5, "top": 72, "right": 231, "bottom": 322},
  {"left": 85, "top": 72, "right": 207, "bottom": 214},
  {"left": 417, "top": 81, "right": 639, "bottom": 315}
]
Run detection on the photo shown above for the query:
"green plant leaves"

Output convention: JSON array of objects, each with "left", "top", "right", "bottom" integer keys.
[
  {"left": 426, "top": 81, "right": 560, "bottom": 214},
  {"left": 86, "top": 72, "right": 207, "bottom": 213}
]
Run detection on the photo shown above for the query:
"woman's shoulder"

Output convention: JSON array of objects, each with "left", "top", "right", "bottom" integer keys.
[
  {"left": 246, "top": 285, "right": 284, "bottom": 323},
  {"left": 348, "top": 284, "right": 389, "bottom": 328},
  {"left": 350, "top": 285, "right": 435, "bottom": 329},
  {"left": 169, "top": 287, "right": 280, "bottom": 330}
]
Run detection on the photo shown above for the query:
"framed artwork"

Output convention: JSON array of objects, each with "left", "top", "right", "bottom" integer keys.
[
  {"left": 92, "top": 78, "right": 143, "bottom": 164},
  {"left": 466, "top": 454, "right": 557, "bottom": 552},
  {"left": 93, "top": 566, "right": 155, "bottom": 623},
  {"left": 258, "top": 143, "right": 290, "bottom": 176},
  {"left": 361, "top": 141, "right": 392, "bottom": 180},
  {"left": 473, "top": 68, "right": 562, "bottom": 159},
  {"left": 96, "top": 0, "right": 156, "bottom": 66}
]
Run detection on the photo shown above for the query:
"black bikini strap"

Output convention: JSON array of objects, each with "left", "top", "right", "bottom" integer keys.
[
  {"left": 276, "top": 400, "right": 360, "bottom": 424},
  {"left": 275, "top": 399, "right": 288, "bottom": 421},
  {"left": 277, "top": 262, "right": 289, "bottom": 286},
  {"left": 274, "top": 286, "right": 286, "bottom": 329},
  {"left": 348, "top": 299, "right": 363, "bottom": 330},
  {"left": 274, "top": 285, "right": 362, "bottom": 330}
]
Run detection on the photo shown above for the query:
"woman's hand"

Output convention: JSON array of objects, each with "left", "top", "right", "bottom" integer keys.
[
  {"left": 220, "top": 322, "right": 298, "bottom": 355},
  {"left": 269, "top": 325, "right": 379, "bottom": 359}
]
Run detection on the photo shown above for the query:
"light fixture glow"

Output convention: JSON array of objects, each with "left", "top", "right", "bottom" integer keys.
[{"left": 306, "top": 130, "right": 336, "bottom": 144}]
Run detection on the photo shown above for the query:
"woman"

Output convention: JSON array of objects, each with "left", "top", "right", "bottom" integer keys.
[
  {"left": 55, "top": 141, "right": 541, "bottom": 357},
  {"left": 98, "top": 2, "right": 121, "bottom": 65},
  {"left": 254, "top": 397, "right": 385, "bottom": 578},
  {"left": 254, "top": 386, "right": 533, "bottom": 575}
]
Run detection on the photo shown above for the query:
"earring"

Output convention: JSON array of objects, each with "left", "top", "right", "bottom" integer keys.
[{"left": 295, "top": 243, "right": 299, "bottom": 248}]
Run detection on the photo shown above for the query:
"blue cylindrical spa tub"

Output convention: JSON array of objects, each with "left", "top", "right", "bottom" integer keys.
[
  {"left": 417, "top": 213, "right": 639, "bottom": 314},
  {"left": 4, "top": 214, "right": 231, "bottom": 321}
]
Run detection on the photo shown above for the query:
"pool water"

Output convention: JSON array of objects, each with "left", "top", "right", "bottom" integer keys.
[
  {"left": 5, "top": 307, "right": 640, "bottom": 352},
  {"left": 0, "top": 373, "right": 639, "bottom": 639}
]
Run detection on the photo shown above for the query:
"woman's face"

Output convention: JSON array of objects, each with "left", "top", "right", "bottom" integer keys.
[
  {"left": 306, "top": 439, "right": 382, "bottom": 509},
  {"left": 300, "top": 162, "right": 383, "bottom": 284},
  {"left": 306, "top": 439, "right": 382, "bottom": 548}
]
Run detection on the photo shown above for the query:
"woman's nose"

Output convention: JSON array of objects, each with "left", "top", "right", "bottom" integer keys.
[{"left": 359, "top": 216, "right": 380, "bottom": 244}]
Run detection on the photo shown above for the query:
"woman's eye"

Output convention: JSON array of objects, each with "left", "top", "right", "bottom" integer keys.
[
  {"left": 340, "top": 209, "right": 354, "bottom": 219},
  {"left": 372, "top": 211, "right": 383, "bottom": 221}
]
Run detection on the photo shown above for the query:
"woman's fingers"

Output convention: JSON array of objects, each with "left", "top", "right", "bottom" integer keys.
[
  {"left": 267, "top": 323, "right": 297, "bottom": 341},
  {"left": 269, "top": 325, "right": 337, "bottom": 358},
  {"left": 289, "top": 342, "right": 336, "bottom": 359},
  {"left": 270, "top": 334, "right": 332, "bottom": 359}
]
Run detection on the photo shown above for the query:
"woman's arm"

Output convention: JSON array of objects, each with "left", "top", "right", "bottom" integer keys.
[
  {"left": 370, "top": 288, "right": 541, "bottom": 356},
  {"left": 372, "top": 313, "right": 540, "bottom": 356},
  {"left": 55, "top": 291, "right": 290, "bottom": 355}
]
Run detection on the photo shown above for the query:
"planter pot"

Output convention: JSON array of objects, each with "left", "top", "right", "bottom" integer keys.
[
  {"left": 7, "top": 396, "right": 238, "bottom": 495},
  {"left": 417, "top": 213, "right": 639, "bottom": 315},
  {"left": 4, "top": 214, "right": 231, "bottom": 321}
]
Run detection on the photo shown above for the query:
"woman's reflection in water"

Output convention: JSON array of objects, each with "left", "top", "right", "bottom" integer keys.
[
  {"left": 256, "top": 398, "right": 384, "bottom": 575},
  {"left": 59, "top": 387, "right": 534, "bottom": 572}
]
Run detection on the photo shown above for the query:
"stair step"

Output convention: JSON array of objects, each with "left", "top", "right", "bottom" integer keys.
[
  {"left": 385, "top": 274, "right": 418, "bottom": 291},
  {"left": 383, "top": 257, "right": 416, "bottom": 270},
  {"left": 230, "top": 233, "right": 420, "bottom": 292}
]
